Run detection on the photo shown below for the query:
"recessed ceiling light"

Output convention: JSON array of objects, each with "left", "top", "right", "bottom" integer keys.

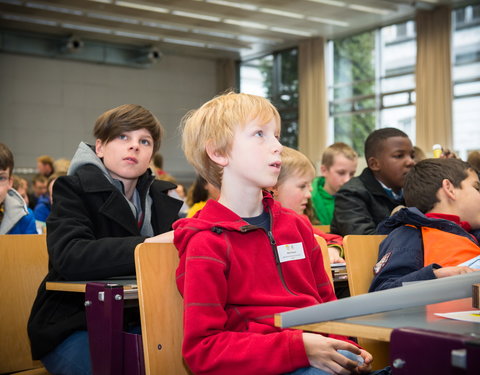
[
  {"left": 205, "top": 0, "right": 257, "bottom": 11},
  {"left": 172, "top": 10, "right": 221, "bottom": 22},
  {"left": 259, "top": 8, "right": 305, "bottom": 19},
  {"left": 224, "top": 19, "right": 269, "bottom": 30},
  {"left": 270, "top": 27, "right": 312, "bottom": 37},
  {"left": 307, "top": 16, "right": 348, "bottom": 27},
  {"left": 116, "top": 1, "right": 169, "bottom": 13}
]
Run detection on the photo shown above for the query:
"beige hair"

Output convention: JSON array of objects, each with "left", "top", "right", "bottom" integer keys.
[
  {"left": 182, "top": 92, "right": 281, "bottom": 189},
  {"left": 276, "top": 147, "right": 315, "bottom": 187},
  {"left": 321, "top": 142, "right": 358, "bottom": 169}
]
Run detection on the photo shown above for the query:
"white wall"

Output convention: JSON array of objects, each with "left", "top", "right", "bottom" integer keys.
[{"left": 0, "top": 52, "right": 218, "bottom": 182}]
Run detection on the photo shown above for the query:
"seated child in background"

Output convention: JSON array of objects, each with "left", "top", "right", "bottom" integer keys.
[
  {"left": 34, "top": 173, "right": 66, "bottom": 233},
  {"left": 331, "top": 128, "right": 415, "bottom": 236},
  {"left": 185, "top": 174, "right": 220, "bottom": 218},
  {"left": 172, "top": 92, "right": 373, "bottom": 375},
  {"left": 312, "top": 142, "right": 357, "bottom": 225},
  {"left": 0, "top": 143, "right": 37, "bottom": 234},
  {"left": 28, "top": 174, "right": 47, "bottom": 210},
  {"left": 12, "top": 174, "right": 30, "bottom": 206},
  {"left": 272, "top": 146, "right": 345, "bottom": 264},
  {"left": 36, "top": 154, "right": 55, "bottom": 178},
  {"left": 28, "top": 104, "right": 182, "bottom": 375},
  {"left": 369, "top": 158, "right": 479, "bottom": 292}
]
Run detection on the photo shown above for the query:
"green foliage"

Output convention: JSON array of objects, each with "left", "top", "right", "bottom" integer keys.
[
  {"left": 258, "top": 48, "right": 299, "bottom": 149},
  {"left": 333, "top": 31, "right": 376, "bottom": 156}
]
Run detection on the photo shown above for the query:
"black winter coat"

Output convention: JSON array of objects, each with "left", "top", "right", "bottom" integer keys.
[
  {"left": 330, "top": 168, "right": 405, "bottom": 236},
  {"left": 28, "top": 164, "right": 182, "bottom": 359}
]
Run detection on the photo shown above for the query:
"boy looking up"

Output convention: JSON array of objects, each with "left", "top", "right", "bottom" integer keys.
[
  {"left": 28, "top": 104, "right": 182, "bottom": 375},
  {"left": 370, "top": 158, "right": 479, "bottom": 292},
  {"left": 312, "top": 142, "right": 358, "bottom": 225},
  {"left": 331, "top": 128, "right": 415, "bottom": 236},
  {"left": 0, "top": 143, "right": 37, "bottom": 234},
  {"left": 172, "top": 93, "right": 373, "bottom": 375}
]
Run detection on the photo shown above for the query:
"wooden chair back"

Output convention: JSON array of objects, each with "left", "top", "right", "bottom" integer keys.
[
  {"left": 313, "top": 224, "right": 331, "bottom": 233},
  {"left": 343, "top": 235, "right": 387, "bottom": 296},
  {"left": 315, "top": 236, "right": 333, "bottom": 285},
  {"left": 0, "top": 234, "right": 49, "bottom": 374},
  {"left": 343, "top": 234, "right": 389, "bottom": 369},
  {"left": 134, "top": 242, "right": 191, "bottom": 375}
]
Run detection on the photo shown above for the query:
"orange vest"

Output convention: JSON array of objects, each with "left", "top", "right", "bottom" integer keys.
[{"left": 421, "top": 226, "right": 480, "bottom": 267}]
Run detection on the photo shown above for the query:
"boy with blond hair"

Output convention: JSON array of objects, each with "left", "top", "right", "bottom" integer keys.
[
  {"left": 312, "top": 142, "right": 358, "bottom": 225},
  {"left": 172, "top": 93, "right": 374, "bottom": 375},
  {"left": 272, "top": 146, "right": 344, "bottom": 264},
  {"left": 370, "top": 158, "right": 480, "bottom": 292}
]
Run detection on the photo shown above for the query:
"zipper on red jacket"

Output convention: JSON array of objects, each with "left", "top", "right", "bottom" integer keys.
[{"left": 239, "top": 224, "right": 296, "bottom": 296}]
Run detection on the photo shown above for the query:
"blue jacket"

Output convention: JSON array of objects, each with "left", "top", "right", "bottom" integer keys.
[
  {"left": 33, "top": 194, "right": 51, "bottom": 222},
  {"left": 0, "top": 189, "right": 37, "bottom": 235},
  {"left": 369, "top": 207, "right": 480, "bottom": 292}
]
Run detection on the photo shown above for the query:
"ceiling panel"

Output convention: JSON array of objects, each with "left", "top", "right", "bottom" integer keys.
[{"left": 0, "top": 0, "right": 470, "bottom": 60}]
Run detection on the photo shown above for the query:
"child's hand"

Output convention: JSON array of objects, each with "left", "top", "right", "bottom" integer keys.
[
  {"left": 353, "top": 349, "right": 373, "bottom": 374},
  {"left": 433, "top": 266, "right": 478, "bottom": 278},
  {"left": 144, "top": 230, "right": 174, "bottom": 243},
  {"left": 328, "top": 247, "right": 346, "bottom": 264},
  {"left": 302, "top": 333, "right": 361, "bottom": 374}
]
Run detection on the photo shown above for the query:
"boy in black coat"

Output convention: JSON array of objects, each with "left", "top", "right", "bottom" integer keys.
[
  {"left": 28, "top": 104, "right": 182, "bottom": 375},
  {"left": 331, "top": 128, "right": 415, "bottom": 236}
]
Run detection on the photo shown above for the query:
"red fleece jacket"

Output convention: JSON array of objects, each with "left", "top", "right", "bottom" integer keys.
[{"left": 173, "top": 193, "right": 357, "bottom": 375}]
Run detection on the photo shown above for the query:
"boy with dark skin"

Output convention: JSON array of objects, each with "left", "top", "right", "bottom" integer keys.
[{"left": 331, "top": 128, "right": 415, "bottom": 236}]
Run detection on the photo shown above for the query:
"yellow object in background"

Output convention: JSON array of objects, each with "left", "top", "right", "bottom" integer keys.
[{"left": 433, "top": 144, "right": 443, "bottom": 158}]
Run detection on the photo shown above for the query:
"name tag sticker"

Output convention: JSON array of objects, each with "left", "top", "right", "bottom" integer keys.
[{"left": 277, "top": 242, "right": 305, "bottom": 263}]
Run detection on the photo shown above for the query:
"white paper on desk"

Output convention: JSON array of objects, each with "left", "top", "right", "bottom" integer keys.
[
  {"left": 435, "top": 310, "right": 480, "bottom": 323},
  {"left": 458, "top": 255, "right": 480, "bottom": 269}
]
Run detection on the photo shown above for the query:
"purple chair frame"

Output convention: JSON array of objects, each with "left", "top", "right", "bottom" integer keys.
[{"left": 85, "top": 282, "right": 145, "bottom": 375}]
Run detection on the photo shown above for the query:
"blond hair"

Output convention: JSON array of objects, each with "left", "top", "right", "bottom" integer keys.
[
  {"left": 321, "top": 142, "right": 357, "bottom": 169},
  {"left": 276, "top": 147, "right": 315, "bottom": 187},
  {"left": 182, "top": 92, "right": 281, "bottom": 188}
]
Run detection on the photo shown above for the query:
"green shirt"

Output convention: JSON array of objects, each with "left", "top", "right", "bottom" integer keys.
[{"left": 311, "top": 176, "right": 335, "bottom": 225}]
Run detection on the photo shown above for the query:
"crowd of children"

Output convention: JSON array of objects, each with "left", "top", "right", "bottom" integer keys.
[{"left": 2, "top": 91, "right": 478, "bottom": 375}]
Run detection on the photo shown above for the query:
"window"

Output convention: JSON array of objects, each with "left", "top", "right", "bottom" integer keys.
[
  {"left": 239, "top": 48, "right": 299, "bottom": 148},
  {"left": 452, "top": 3, "right": 480, "bottom": 159},
  {"left": 328, "top": 21, "right": 416, "bottom": 155}
]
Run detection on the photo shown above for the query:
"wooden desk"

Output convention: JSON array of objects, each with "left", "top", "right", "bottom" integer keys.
[
  {"left": 46, "top": 279, "right": 137, "bottom": 295},
  {"left": 281, "top": 298, "right": 478, "bottom": 342}
]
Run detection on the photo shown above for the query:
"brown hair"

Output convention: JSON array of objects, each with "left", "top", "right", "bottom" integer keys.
[
  {"left": 467, "top": 150, "right": 480, "bottom": 172},
  {"left": 0, "top": 143, "right": 14, "bottom": 176},
  {"left": 37, "top": 155, "right": 54, "bottom": 169},
  {"left": 404, "top": 158, "right": 473, "bottom": 213},
  {"left": 93, "top": 104, "right": 163, "bottom": 154}
]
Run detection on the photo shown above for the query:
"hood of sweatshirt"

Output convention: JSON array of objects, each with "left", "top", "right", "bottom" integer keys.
[
  {"left": 68, "top": 142, "right": 115, "bottom": 184},
  {"left": 0, "top": 188, "right": 31, "bottom": 234}
]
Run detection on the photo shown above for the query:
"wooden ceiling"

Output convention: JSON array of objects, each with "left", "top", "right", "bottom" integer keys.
[{"left": 0, "top": 0, "right": 466, "bottom": 60}]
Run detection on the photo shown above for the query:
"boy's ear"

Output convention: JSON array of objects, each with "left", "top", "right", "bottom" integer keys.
[
  {"left": 95, "top": 139, "right": 104, "bottom": 158},
  {"left": 440, "top": 178, "right": 457, "bottom": 201},
  {"left": 320, "top": 164, "right": 327, "bottom": 175},
  {"left": 368, "top": 156, "right": 380, "bottom": 171},
  {"left": 205, "top": 141, "right": 228, "bottom": 167}
]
